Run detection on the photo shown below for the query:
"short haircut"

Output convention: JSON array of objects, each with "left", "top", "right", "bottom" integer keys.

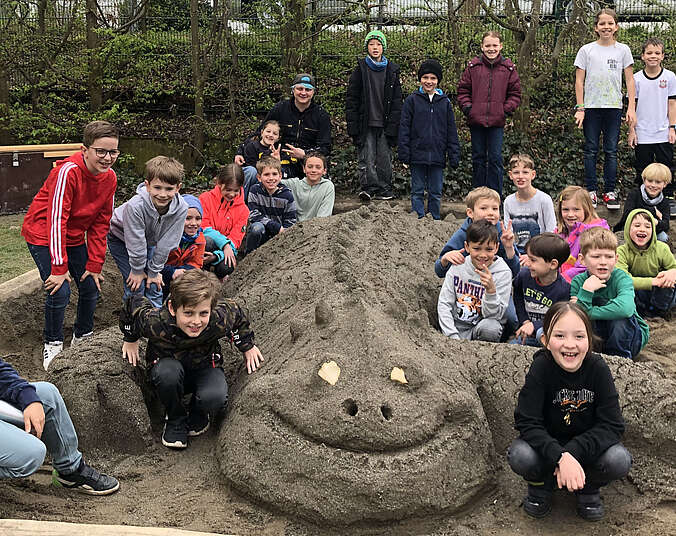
[
  {"left": 465, "top": 186, "right": 500, "bottom": 210},
  {"left": 169, "top": 269, "right": 221, "bottom": 310},
  {"left": 465, "top": 219, "right": 499, "bottom": 245},
  {"left": 145, "top": 156, "right": 184, "bottom": 185},
  {"left": 526, "top": 232, "right": 570, "bottom": 267},
  {"left": 83, "top": 120, "right": 119, "bottom": 146},
  {"left": 509, "top": 153, "right": 535, "bottom": 170},
  {"left": 260, "top": 119, "right": 280, "bottom": 133},
  {"left": 556, "top": 186, "right": 599, "bottom": 233},
  {"left": 304, "top": 151, "right": 327, "bottom": 168},
  {"left": 482, "top": 30, "right": 501, "bottom": 43},
  {"left": 642, "top": 162, "right": 672, "bottom": 184},
  {"left": 216, "top": 163, "right": 244, "bottom": 188},
  {"left": 542, "top": 301, "right": 599, "bottom": 352},
  {"left": 579, "top": 226, "right": 618, "bottom": 255},
  {"left": 256, "top": 155, "right": 282, "bottom": 174},
  {"left": 630, "top": 210, "right": 652, "bottom": 225},
  {"left": 642, "top": 37, "right": 664, "bottom": 54}
]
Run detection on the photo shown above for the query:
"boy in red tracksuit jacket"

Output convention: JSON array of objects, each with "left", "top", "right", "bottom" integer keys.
[
  {"left": 457, "top": 30, "right": 521, "bottom": 197},
  {"left": 21, "top": 121, "right": 120, "bottom": 371}
]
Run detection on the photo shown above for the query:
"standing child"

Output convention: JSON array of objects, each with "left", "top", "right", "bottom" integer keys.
[
  {"left": 457, "top": 31, "right": 521, "bottom": 196},
  {"left": 627, "top": 37, "right": 676, "bottom": 218},
  {"left": 281, "top": 152, "right": 335, "bottom": 222},
  {"left": 199, "top": 164, "right": 250, "bottom": 279},
  {"left": 555, "top": 186, "right": 610, "bottom": 283},
  {"left": 574, "top": 8, "right": 636, "bottom": 210},
  {"left": 508, "top": 302, "right": 632, "bottom": 521},
  {"left": 108, "top": 156, "right": 188, "bottom": 308},
  {"left": 345, "top": 29, "right": 403, "bottom": 202},
  {"left": 234, "top": 119, "right": 282, "bottom": 202},
  {"left": 503, "top": 154, "right": 557, "bottom": 251},
  {"left": 22, "top": 121, "right": 119, "bottom": 370},
  {"left": 398, "top": 58, "right": 460, "bottom": 220}
]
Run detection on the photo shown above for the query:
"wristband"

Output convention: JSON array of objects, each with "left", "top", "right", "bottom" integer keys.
[
  {"left": 574, "top": 104, "right": 585, "bottom": 110},
  {"left": 671, "top": 124, "right": 676, "bottom": 130}
]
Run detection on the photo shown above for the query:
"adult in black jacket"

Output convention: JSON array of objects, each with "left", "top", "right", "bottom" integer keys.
[{"left": 345, "top": 30, "right": 403, "bottom": 201}]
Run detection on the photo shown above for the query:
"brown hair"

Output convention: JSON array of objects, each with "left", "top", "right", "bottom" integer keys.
[
  {"left": 169, "top": 269, "right": 221, "bottom": 310},
  {"left": 256, "top": 155, "right": 282, "bottom": 174},
  {"left": 465, "top": 186, "right": 500, "bottom": 210},
  {"left": 481, "top": 30, "right": 501, "bottom": 43},
  {"left": 594, "top": 8, "right": 619, "bottom": 37},
  {"left": 466, "top": 219, "right": 499, "bottom": 246},
  {"left": 525, "top": 232, "right": 570, "bottom": 267},
  {"left": 304, "top": 151, "right": 327, "bottom": 168},
  {"left": 642, "top": 162, "right": 672, "bottom": 184},
  {"left": 144, "top": 156, "right": 184, "bottom": 185},
  {"left": 216, "top": 163, "right": 244, "bottom": 188},
  {"left": 542, "top": 302, "right": 599, "bottom": 352},
  {"left": 83, "top": 120, "right": 119, "bottom": 146},
  {"left": 556, "top": 186, "right": 598, "bottom": 234},
  {"left": 641, "top": 37, "right": 665, "bottom": 55},
  {"left": 509, "top": 153, "right": 535, "bottom": 170},
  {"left": 579, "top": 226, "right": 618, "bottom": 255}
]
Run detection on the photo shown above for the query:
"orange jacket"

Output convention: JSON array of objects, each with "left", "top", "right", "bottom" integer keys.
[
  {"left": 199, "top": 186, "right": 249, "bottom": 251},
  {"left": 165, "top": 231, "right": 206, "bottom": 270}
]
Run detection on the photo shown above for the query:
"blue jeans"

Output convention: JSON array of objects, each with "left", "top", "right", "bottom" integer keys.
[
  {"left": 583, "top": 108, "right": 622, "bottom": 193},
  {"left": 244, "top": 221, "right": 271, "bottom": 254},
  {"left": 594, "top": 315, "right": 643, "bottom": 359},
  {"left": 27, "top": 242, "right": 99, "bottom": 343},
  {"left": 657, "top": 231, "right": 669, "bottom": 243},
  {"left": 410, "top": 164, "right": 444, "bottom": 219},
  {"left": 358, "top": 127, "right": 393, "bottom": 197},
  {"left": 242, "top": 165, "right": 259, "bottom": 205},
  {"left": 0, "top": 382, "right": 82, "bottom": 479},
  {"left": 635, "top": 287, "right": 676, "bottom": 314},
  {"left": 510, "top": 326, "right": 544, "bottom": 348},
  {"left": 469, "top": 125, "right": 504, "bottom": 196},
  {"left": 107, "top": 234, "right": 163, "bottom": 307}
]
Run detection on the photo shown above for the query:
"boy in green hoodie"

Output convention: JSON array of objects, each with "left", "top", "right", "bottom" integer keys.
[
  {"left": 617, "top": 208, "right": 676, "bottom": 320},
  {"left": 570, "top": 227, "right": 649, "bottom": 360}
]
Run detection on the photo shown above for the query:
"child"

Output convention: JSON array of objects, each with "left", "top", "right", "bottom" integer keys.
[
  {"left": 503, "top": 154, "right": 557, "bottom": 250},
  {"left": 108, "top": 156, "right": 188, "bottom": 308},
  {"left": 120, "top": 270, "right": 263, "bottom": 449},
  {"left": 435, "top": 187, "right": 519, "bottom": 278},
  {"left": 346, "top": 29, "right": 403, "bottom": 202},
  {"left": 281, "top": 152, "right": 335, "bottom": 222},
  {"left": 574, "top": 8, "right": 636, "bottom": 209},
  {"left": 617, "top": 209, "right": 676, "bottom": 319},
  {"left": 513, "top": 233, "right": 571, "bottom": 347},
  {"left": 22, "top": 120, "right": 119, "bottom": 370},
  {"left": 457, "top": 30, "right": 521, "bottom": 196},
  {"left": 613, "top": 163, "right": 671, "bottom": 242},
  {"left": 570, "top": 227, "right": 649, "bottom": 360},
  {"left": 627, "top": 37, "right": 676, "bottom": 218},
  {"left": 437, "top": 220, "right": 512, "bottom": 342},
  {"left": 398, "top": 58, "right": 460, "bottom": 220},
  {"left": 508, "top": 302, "right": 631, "bottom": 521},
  {"left": 555, "top": 186, "right": 609, "bottom": 283},
  {"left": 160, "top": 195, "right": 205, "bottom": 298},
  {"left": 199, "top": 164, "right": 250, "bottom": 279},
  {"left": 246, "top": 156, "right": 297, "bottom": 254},
  {"left": 234, "top": 119, "right": 282, "bottom": 202}
]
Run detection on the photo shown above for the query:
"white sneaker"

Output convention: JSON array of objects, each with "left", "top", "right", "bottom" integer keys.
[
  {"left": 43, "top": 342, "right": 63, "bottom": 371},
  {"left": 589, "top": 191, "right": 598, "bottom": 208},
  {"left": 71, "top": 331, "right": 93, "bottom": 347}
]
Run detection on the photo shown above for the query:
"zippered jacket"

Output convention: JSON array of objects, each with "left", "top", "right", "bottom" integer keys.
[
  {"left": 0, "top": 357, "right": 40, "bottom": 410},
  {"left": 199, "top": 186, "right": 249, "bottom": 252}
]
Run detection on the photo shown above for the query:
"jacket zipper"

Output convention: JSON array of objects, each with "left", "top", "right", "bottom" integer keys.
[{"left": 486, "top": 64, "right": 493, "bottom": 126}]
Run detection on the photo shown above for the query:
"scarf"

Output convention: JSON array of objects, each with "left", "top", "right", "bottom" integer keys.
[
  {"left": 640, "top": 184, "right": 663, "bottom": 206},
  {"left": 365, "top": 55, "right": 388, "bottom": 71},
  {"left": 181, "top": 228, "right": 201, "bottom": 245}
]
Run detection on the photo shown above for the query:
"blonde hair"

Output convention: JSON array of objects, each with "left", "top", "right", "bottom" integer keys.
[
  {"left": 256, "top": 155, "right": 282, "bottom": 174},
  {"left": 481, "top": 31, "right": 501, "bottom": 43},
  {"left": 642, "top": 162, "right": 672, "bottom": 184},
  {"left": 509, "top": 153, "right": 535, "bottom": 170},
  {"left": 145, "top": 156, "right": 184, "bottom": 185},
  {"left": 556, "top": 186, "right": 598, "bottom": 234},
  {"left": 465, "top": 186, "right": 500, "bottom": 210},
  {"left": 579, "top": 226, "right": 618, "bottom": 256}
]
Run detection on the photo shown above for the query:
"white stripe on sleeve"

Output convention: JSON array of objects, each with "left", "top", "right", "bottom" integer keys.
[{"left": 49, "top": 162, "right": 77, "bottom": 266}]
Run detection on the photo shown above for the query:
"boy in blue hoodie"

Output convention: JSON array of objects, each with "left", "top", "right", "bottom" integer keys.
[{"left": 399, "top": 59, "right": 460, "bottom": 220}]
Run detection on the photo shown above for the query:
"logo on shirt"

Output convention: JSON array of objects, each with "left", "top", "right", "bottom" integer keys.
[
  {"left": 553, "top": 388, "right": 594, "bottom": 425},
  {"left": 607, "top": 59, "right": 618, "bottom": 70},
  {"left": 659, "top": 79, "right": 667, "bottom": 89}
]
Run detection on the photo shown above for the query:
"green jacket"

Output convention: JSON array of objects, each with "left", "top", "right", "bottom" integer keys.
[
  {"left": 570, "top": 268, "right": 649, "bottom": 349},
  {"left": 616, "top": 208, "right": 676, "bottom": 291}
]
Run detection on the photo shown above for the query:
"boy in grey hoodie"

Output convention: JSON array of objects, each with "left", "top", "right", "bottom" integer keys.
[
  {"left": 108, "top": 156, "right": 188, "bottom": 307},
  {"left": 437, "top": 220, "right": 513, "bottom": 341}
]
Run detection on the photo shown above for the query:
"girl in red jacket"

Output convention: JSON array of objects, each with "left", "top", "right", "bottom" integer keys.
[{"left": 457, "top": 31, "right": 521, "bottom": 197}]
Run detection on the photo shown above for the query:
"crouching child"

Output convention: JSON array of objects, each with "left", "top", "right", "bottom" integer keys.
[{"left": 120, "top": 270, "right": 264, "bottom": 449}]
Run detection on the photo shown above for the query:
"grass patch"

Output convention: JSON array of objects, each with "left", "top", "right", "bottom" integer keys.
[{"left": 0, "top": 214, "right": 34, "bottom": 284}]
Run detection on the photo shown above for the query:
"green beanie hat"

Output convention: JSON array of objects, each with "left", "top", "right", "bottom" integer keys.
[{"left": 364, "top": 30, "right": 387, "bottom": 54}]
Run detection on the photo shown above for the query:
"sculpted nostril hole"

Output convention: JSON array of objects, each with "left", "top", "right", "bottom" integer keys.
[
  {"left": 381, "top": 404, "right": 392, "bottom": 421},
  {"left": 342, "top": 399, "right": 358, "bottom": 416}
]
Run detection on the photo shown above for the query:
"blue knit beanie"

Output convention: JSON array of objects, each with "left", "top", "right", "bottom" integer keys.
[{"left": 182, "top": 194, "right": 203, "bottom": 217}]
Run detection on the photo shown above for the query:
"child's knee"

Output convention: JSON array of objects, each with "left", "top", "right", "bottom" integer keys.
[
  {"left": 599, "top": 444, "right": 632, "bottom": 480},
  {"left": 5, "top": 437, "right": 47, "bottom": 478},
  {"left": 150, "top": 358, "right": 184, "bottom": 388},
  {"left": 507, "top": 438, "right": 541, "bottom": 478},
  {"left": 195, "top": 382, "right": 229, "bottom": 412},
  {"left": 473, "top": 318, "right": 503, "bottom": 342}
]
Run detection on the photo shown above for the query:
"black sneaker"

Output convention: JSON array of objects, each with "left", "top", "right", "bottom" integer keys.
[
  {"left": 162, "top": 417, "right": 188, "bottom": 449},
  {"left": 522, "top": 483, "right": 552, "bottom": 518},
  {"left": 54, "top": 460, "right": 120, "bottom": 496},
  {"left": 358, "top": 191, "right": 371, "bottom": 202},
  {"left": 576, "top": 490, "right": 604, "bottom": 521},
  {"left": 373, "top": 193, "right": 394, "bottom": 201},
  {"left": 187, "top": 410, "right": 210, "bottom": 437}
]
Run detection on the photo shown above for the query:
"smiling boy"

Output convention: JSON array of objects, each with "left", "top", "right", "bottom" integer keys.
[
  {"left": 437, "top": 220, "right": 512, "bottom": 342},
  {"left": 120, "top": 270, "right": 263, "bottom": 449},
  {"left": 281, "top": 152, "right": 335, "bottom": 222},
  {"left": 570, "top": 227, "right": 649, "bottom": 359}
]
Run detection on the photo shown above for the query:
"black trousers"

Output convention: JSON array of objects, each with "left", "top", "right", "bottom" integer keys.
[{"left": 635, "top": 142, "right": 674, "bottom": 197}]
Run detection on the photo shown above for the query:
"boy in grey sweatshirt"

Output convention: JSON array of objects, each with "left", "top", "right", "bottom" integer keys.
[
  {"left": 437, "top": 220, "right": 513, "bottom": 341},
  {"left": 108, "top": 156, "right": 188, "bottom": 307}
]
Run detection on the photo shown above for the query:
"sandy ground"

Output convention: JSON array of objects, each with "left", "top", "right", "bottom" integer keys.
[{"left": 0, "top": 199, "right": 675, "bottom": 535}]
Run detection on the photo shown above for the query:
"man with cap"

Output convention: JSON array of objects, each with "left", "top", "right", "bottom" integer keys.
[
  {"left": 346, "top": 29, "right": 403, "bottom": 202},
  {"left": 240, "top": 73, "right": 332, "bottom": 180}
]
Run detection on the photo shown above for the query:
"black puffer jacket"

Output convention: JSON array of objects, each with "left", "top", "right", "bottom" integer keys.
[{"left": 345, "top": 59, "right": 403, "bottom": 146}]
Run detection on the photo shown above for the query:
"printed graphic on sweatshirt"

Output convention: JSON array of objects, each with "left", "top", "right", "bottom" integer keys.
[
  {"left": 507, "top": 212, "right": 540, "bottom": 247},
  {"left": 453, "top": 276, "right": 486, "bottom": 323},
  {"left": 553, "top": 388, "right": 594, "bottom": 426},
  {"left": 524, "top": 286, "right": 554, "bottom": 323}
]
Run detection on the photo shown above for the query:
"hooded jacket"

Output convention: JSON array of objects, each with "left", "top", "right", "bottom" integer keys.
[
  {"left": 199, "top": 186, "right": 249, "bottom": 252},
  {"left": 22, "top": 152, "right": 117, "bottom": 275},
  {"left": 457, "top": 54, "right": 522, "bottom": 128},
  {"left": 109, "top": 183, "right": 188, "bottom": 279},
  {"left": 617, "top": 208, "right": 676, "bottom": 290},
  {"left": 398, "top": 88, "right": 460, "bottom": 168}
]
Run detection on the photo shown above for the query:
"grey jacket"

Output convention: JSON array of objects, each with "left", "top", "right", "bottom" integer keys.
[{"left": 109, "top": 183, "right": 188, "bottom": 279}]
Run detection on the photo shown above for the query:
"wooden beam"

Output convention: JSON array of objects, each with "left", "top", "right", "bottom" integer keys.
[
  {"left": 0, "top": 144, "right": 81, "bottom": 154},
  {"left": 43, "top": 151, "right": 79, "bottom": 158},
  {"left": 0, "top": 520, "right": 235, "bottom": 536}
]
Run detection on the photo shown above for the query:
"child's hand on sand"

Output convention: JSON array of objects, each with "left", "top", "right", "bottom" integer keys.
[
  {"left": 244, "top": 346, "right": 264, "bottom": 374},
  {"left": 441, "top": 248, "right": 465, "bottom": 267},
  {"left": 122, "top": 341, "right": 140, "bottom": 367}
]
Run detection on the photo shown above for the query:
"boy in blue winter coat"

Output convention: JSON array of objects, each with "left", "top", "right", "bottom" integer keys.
[{"left": 399, "top": 59, "right": 460, "bottom": 220}]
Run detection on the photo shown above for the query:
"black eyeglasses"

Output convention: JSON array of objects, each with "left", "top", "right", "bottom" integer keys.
[{"left": 89, "top": 147, "right": 121, "bottom": 158}]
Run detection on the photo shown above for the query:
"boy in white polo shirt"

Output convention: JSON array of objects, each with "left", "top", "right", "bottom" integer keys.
[{"left": 628, "top": 37, "right": 676, "bottom": 218}]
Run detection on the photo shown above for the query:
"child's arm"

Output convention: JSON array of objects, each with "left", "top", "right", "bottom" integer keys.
[
  {"left": 119, "top": 294, "right": 162, "bottom": 366},
  {"left": 655, "top": 198, "right": 670, "bottom": 235},
  {"left": 541, "top": 193, "right": 557, "bottom": 233},
  {"left": 503, "top": 66, "right": 521, "bottom": 115},
  {"left": 281, "top": 192, "right": 297, "bottom": 229},
  {"left": 498, "top": 220, "right": 520, "bottom": 276},
  {"left": 148, "top": 205, "right": 188, "bottom": 285},
  {"left": 345, "top": 66, "right": 363, "bottom": 145},
  {"left": 624, "top": 65, "right": 636, "bottom": 127},
  {"left": 512, "top": 272, "right": 532, "bottom": 337},
  {"left": 616, "top": 246, "right": 653, "bottom": 290},
  {"left": 83, "top": 183, "right": 116, "bottom": 288},
  {"left": 655, "top": 268, "right": 676, "bottom": 288},
  {"left": 575, "top": 271, "right": 637, "bottom": 320},
  {"left": 314, "top": 183, "right": 335, "bottom": 218},
  {"left": 434, "top": 229, "right": 468, "bottom": 278},
  {"left": 446, "top": 101, "right": 460, "bottom": 168},
  {"left": 397, "top": 97, "right": 413, "bottom": 164},
  {"left": 480, "top": 265, "right": 510, "bottom": 321},
  {"left": 386, "top": 67, "right": 403, "bottom": 147},
  {"left": 212, "top": 300, "right": 263, "bottom": 373},
  {"left": 574, "top": 68, "right": 586, "bottom": 128},
  {"left": 669, "top": 98, "right": 676, "bottom": 144},
  {"left": 122, "top": 202, "right": 151, "bottom": 288},
  {"left": 456, "top": 65, "right": 473, "bottom": 115},
  {"left": 437, "top": 273, "right": 461, "bottom": 339}
]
